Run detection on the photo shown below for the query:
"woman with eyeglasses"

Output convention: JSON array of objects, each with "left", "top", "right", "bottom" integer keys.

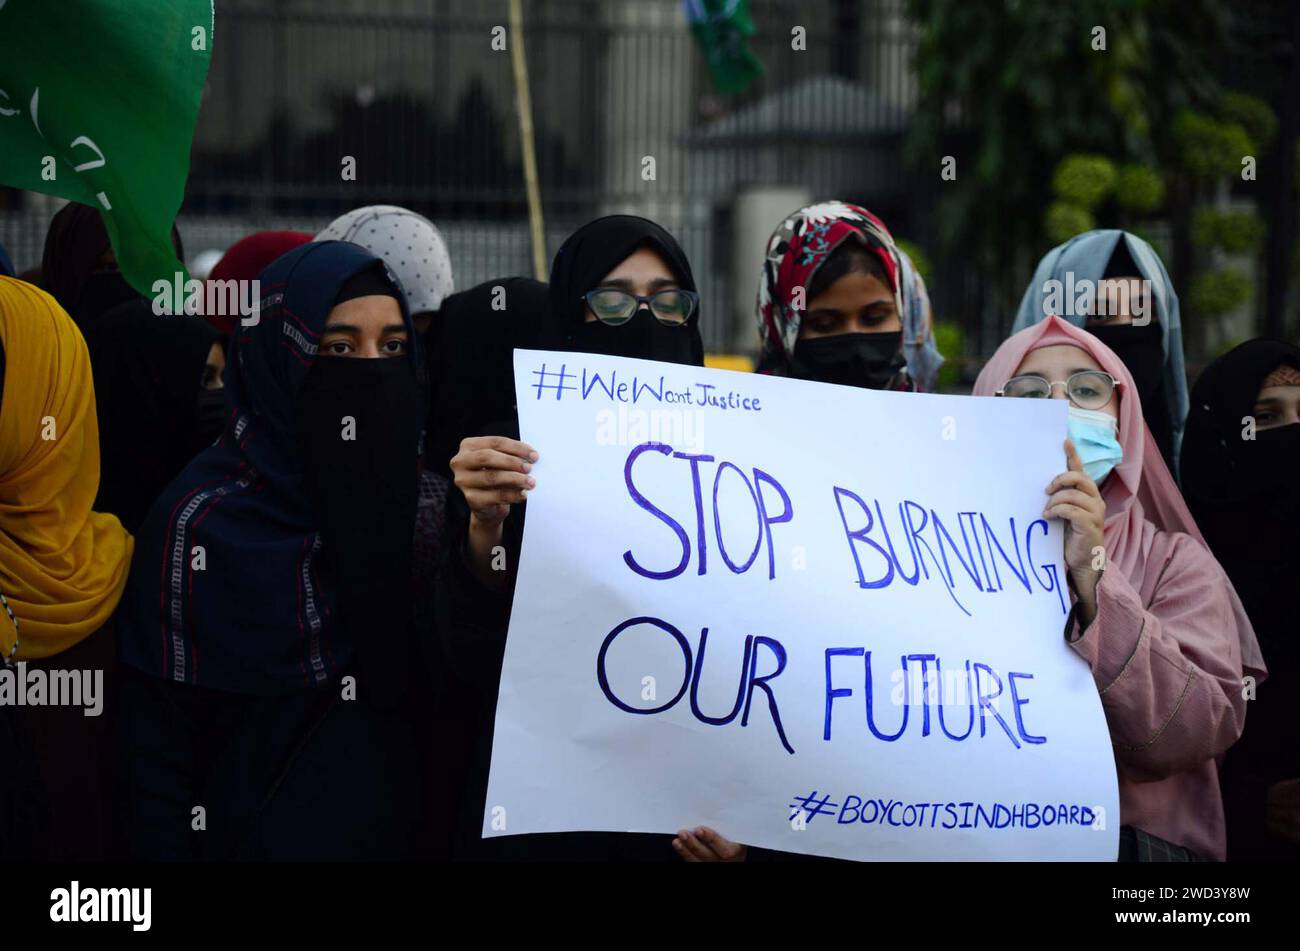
[
  {"left": 973, "top": 315, "right": 1263, "bottom": 862},
  {"left": 440, "top": 216, "right": 752, "bottom": 862},
  {"left": 448, "top": 216, "right": 703, "bottom": 596},
  {"left": 756, "top": 201, "right": 943, "bottom": 392}
]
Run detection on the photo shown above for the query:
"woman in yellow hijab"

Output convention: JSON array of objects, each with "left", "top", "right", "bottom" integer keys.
[
  {"left": 0, "top": 275, "right": 132, "bottom": 859},
  {"left": 0, "top": 275, "right": 132, "bottom": 659}
]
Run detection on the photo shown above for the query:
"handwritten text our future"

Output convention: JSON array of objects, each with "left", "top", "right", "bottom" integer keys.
[{"left": 530, "top": 362, "right": 763, "bottom": 413}]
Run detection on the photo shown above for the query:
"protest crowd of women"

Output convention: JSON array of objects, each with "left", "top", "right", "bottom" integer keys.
[{"left": 0, "top": 198, "right": 1296, "bottom": 862}]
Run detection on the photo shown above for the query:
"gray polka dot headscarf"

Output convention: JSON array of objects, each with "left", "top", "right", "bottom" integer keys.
[{"left": 316, "top": 205, "right": 454, "bottom": 315}]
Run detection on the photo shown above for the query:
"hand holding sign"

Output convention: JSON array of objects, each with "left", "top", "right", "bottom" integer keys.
[
  {"left": 450, "top": 435, "right": 538, "bottom": 586},
  {"left": 673, "top": 826, "right": 747, "bottom": 862},
  {"left": 451, "top": 435, "right": 538, "bottom": 525},
  {"left": 454, "top": 433, "right": 535, "bottom": 582},
  {"left": 1043, "top": 438, "right": 1106, "bottom": 624}
]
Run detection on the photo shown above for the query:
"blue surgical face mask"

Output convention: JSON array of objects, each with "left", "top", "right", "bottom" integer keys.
[{"left": 1067, "top": 405, "right": 1123, "bottom": 484}]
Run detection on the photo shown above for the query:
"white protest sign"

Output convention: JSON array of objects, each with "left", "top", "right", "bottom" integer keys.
[{"left": 484, "top": 349, "right": 1119, "bottom": 861}]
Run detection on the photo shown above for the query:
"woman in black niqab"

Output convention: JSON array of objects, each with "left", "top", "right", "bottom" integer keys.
[
  {"left": 427, "top": 277, "right": 548, "bottom": 478},
  {"left": 40, "top": 202, "right": 220, "bottom": 532},
  {"left": 1181, "top": 338, "right": 1300, "bottom": 859}
]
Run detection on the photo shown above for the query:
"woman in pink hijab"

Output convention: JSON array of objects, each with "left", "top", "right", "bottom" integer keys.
[{"left": 974, "top": 315, "right": 1265, "bottom": 861}]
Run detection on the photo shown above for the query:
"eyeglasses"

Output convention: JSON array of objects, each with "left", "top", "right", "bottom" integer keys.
[
  {"left": 582, "top": 287, "right": 698, "bottom": 327},
  {"left": 995, "top": 370, "right": 1121, "bottom": 410}
]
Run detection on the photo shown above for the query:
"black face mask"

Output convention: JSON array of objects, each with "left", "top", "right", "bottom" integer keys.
[
  {"left": 294, "top": 355, "right": 422, "bottom": 708},
  {"left": 570, "top": 307, "right": 696, "bottom": 366},
  {"left": 790, "top": 331, "right": 907, "bottom": 390},
  {"left": 1198, "top": 422, "right": 1300, "bottom": 557},
  {"left": 1088, "top": 322, "right": 1163, "bottom": 397},
  {"left": 1194, "top": 424, "right": 1300, "bottom": 654},
  {"left": 190, "top": 386, "right": 227, "bottom": 455},
  {"left": 74, "top": 270, "right": 139, "bottom": 321},
  {"left": 1089, "top": 321, "right": 1172, "bottom": 461},
  {"left": 1238, "top": 422, "right": 1300, "bottom": 504}
]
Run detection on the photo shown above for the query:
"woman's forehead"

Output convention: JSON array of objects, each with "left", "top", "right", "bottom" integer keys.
[
  {"left": 324, "top": 294, "right": 402, "bottom": 327},
  {"left": 807, "top": 269, "right": 893, "bottom": 304},
  {"left": 1257, "top": 384, "right": 1300, "bottom": 401},
  {"left": 601, "top": 245, "right": 675, "bottom": 283},
  {"left": 1016, "top": 343, "right": 1101, "bottom": 372}
]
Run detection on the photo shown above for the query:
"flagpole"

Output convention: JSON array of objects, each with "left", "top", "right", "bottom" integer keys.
[{"left": 508, "top": 0, "right": 547, "bottom": 282}]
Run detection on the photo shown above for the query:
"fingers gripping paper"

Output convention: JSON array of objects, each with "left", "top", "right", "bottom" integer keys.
[{"left": 484, "top": 350, "right": 1119, "bottom": 861}]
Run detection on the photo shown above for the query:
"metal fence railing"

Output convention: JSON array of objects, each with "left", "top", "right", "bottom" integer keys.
[{"left": 3, "top": 0, "right": 939, "bottom": 358}]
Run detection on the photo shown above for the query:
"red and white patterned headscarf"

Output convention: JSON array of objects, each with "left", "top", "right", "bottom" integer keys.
[{"left": 754, "top": 201, "right": 943, "bottom": 391}]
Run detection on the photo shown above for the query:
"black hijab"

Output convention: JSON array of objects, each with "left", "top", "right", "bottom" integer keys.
[
  {"left": 1181, "top": 338, "right": 1300, "bottom": 658},
  {"left": 41, "top": 201, "right": 184, "bottom": 325},
  {"left": 83, "top": 299, "right": 220, "bottom": 532},
  {"left": 41, "top": 202, "right": 108, "bottom": 317},
  {"left": 39, "top": 202, "right": 216, "bottom": 532},
  {"left": 1185, "top": 338, "right": 1300, "bottom": 859},
  {"left": 427, "top": 277, "right": 547, "bottom": 477},
  {"left": 542, "top": 215, "right": 704, "bottom": 367},
  {"left": 441, "top": 218, "right": 707, "bottom": 571}
]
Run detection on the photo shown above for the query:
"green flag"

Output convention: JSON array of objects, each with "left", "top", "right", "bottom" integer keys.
[
  {"left": 683, "top": 0, "right": 764, "bottom": 94},
  {"left": 0, "top": 0, "right": 213, "bottom": 302}
]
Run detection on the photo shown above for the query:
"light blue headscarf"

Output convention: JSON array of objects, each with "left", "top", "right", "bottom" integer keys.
[
  {"left": 1012, "top": 229, "right": 1188, "bottom": 464},
  {"left": 896, "top": 247, "right": 945, "bottom": 393}
]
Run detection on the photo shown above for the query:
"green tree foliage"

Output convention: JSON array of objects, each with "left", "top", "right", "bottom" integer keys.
[
  {"left": 895, "top": 238, "right": 934, "bottom": 283},
  {"left": 1191, "top": 208, "right": 1265, "bottom": 253},
  {"left": 1051, "top": 155, "right": 1117, "bottom": 208},
  {"left": 1217, "top": 91, "right": 1278, "bottom": 152},
  {"left": 908, "top": 0, "right": 1228, "bottom": 291},
  {"left": 933, "top": 321, "right": 965, "bottom": 391},
  {"left": 1188, "top": 267, "right": 1252, "bottom": 317},
  {"left": 1045, "top": 202, "right": 1095, "bottom": 244},
  {"left": 1114, "top": 163, "right": 1167, "bottom": 213},
  {"left": 1171, "top": 110, "right": 1256, "bottom": 179}
]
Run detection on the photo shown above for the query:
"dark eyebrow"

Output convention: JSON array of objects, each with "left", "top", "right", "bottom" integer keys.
[
  {"left": 804, "top": 307, "right": 847, "bottom": 318},
  {"left": 1254, "top": 397, "right": 1282, "bottom": 407},
  {"left": 322, "top": 323, "right": 407, "bottom": 335},
  {"left": 597, "top": 277, "right": 680, "bottom": 292}
]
